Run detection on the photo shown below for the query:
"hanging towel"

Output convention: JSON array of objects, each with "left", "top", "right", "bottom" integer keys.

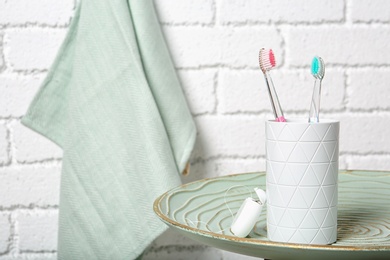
[{"left": 21, "top": 0, "right": 196, "bottom": 259}]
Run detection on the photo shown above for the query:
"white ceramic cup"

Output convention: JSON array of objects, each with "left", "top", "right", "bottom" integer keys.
[{"left": 265, "top": 119, "right": 339, "bottom": 244}]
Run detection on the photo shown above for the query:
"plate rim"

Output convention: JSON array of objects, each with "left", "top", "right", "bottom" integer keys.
[{"left": 153, "top": 170, "right": 390, "bottom": 252}]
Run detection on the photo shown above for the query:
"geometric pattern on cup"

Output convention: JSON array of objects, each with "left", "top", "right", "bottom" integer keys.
[
  {"left": 266, "top": 120, "right": 339, "bottom": 244},
  {"left": 267, "top": 204, "right": 338, "bottom": 244},
  {"left": 266, "top": 140, "right": 339, "bottom": 163},
  {"left": 266, "top": 181, "right": 338, "bottom": 209},
  {"left": 267, "top": 223, "right": 337, "bottom": 244},
  {"left": 267, "top": 206, "right": 338, "bottom": 228},
  {"left": 267, "top": 161, "right": 339, "bottom": 187},
  {"left": 266, "top": 121, "right": 339, "bottom": 142}
]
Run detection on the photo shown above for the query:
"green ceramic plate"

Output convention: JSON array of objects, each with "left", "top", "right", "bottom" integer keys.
[{"left": 154, "top": 171, "right": 390, "bottom": 260}]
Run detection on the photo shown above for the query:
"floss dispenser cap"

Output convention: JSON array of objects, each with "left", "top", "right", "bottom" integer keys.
[{"left": 230, "top": 188, "right": 266, "bottom": 238}]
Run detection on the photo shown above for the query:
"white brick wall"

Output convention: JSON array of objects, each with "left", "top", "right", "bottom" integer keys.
[
  {"left": 0, "top": 75, "right": 42, "bottom": 118},
  {"left": 1, "top": 0, "right": 390, "bottom": 259},
  {"left": 179, "top": 70, "right": 217, "bottom": 115},
  {"left": 0, "top": 213, "right": 10, "bottom": 254},
  {"left": 6, "top": 29, "right": 67, "bottom": 71},
  {"left": 348, "top": 69, "right": 390, "bottom": 110},
  {"left": 0, "top": 124, "right": 8, "bottom": 165},
  {"left": 287, "top": 27, "right": 390, "bottom": 66},
  {"left": 17, "top": 210, "right": 58, "bottom": 252},
  {"left": 0, "top": 166, "right": 60, "bottom": 208},
  {"left": 163, "top": 26, "right": 283, "bottom": 68},
  {"left": 155, "top": 0, "right": 214, "bottom": 25},
  {"left": 0, "top": 33, "right": 4, "bottom": 70},
  {"left": 218, "top": 0, "right": 344, "bottom": 24},
  {"left": 351, "top": 0, "right": 390, "bottom": 23},
  {"left": 0, "top": 0, "right": 73, "bottom": 26},
  {"left": 12, "top": 121, "right": 62, "bottom": 163}
]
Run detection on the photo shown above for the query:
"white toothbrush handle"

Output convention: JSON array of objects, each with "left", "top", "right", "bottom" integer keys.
[
  {"left": 309, "top": 79, "right": 322, "bottom": 123},
  {"left": 264, "top": 71, "right": 286, "bottom": 122}
]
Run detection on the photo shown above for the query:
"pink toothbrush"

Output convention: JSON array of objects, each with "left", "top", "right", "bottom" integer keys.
[{"left": 259, "top": 48, "right": 286, "bottom": 122}]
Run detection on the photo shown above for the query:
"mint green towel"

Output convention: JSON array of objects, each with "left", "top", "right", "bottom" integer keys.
[{"left": 21, "top": 0, "right": 196, "bottom": 259}]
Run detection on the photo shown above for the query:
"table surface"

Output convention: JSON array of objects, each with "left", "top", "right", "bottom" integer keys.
[{"left": 153, "top": 170, "right": 390, "bottom": 260}]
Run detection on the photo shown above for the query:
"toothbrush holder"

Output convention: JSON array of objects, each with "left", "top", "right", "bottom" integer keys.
[{"left": 265, "top": 119, "right": 339, "bottom": 244}]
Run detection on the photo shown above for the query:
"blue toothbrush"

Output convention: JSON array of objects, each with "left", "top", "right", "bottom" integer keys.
[{"left": 309, "top": 56, "right": 325, "bottom": 123}]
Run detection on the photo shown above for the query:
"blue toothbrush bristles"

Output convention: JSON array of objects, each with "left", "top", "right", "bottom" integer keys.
[{"left": 311, "top": 56, "right": 325, "bottom": 79}]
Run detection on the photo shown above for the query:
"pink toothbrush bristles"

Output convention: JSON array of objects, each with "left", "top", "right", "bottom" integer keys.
[
  {"left": 269, "top": 50, "right": 276, "bottom": 67},
  {"left": 259, "top": 49, "right": 276, "bottom": 73}
]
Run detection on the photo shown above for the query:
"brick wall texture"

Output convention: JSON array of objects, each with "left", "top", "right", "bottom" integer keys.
[{"left": 1, "top": 0, "right": 390, "bottom": 259}]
